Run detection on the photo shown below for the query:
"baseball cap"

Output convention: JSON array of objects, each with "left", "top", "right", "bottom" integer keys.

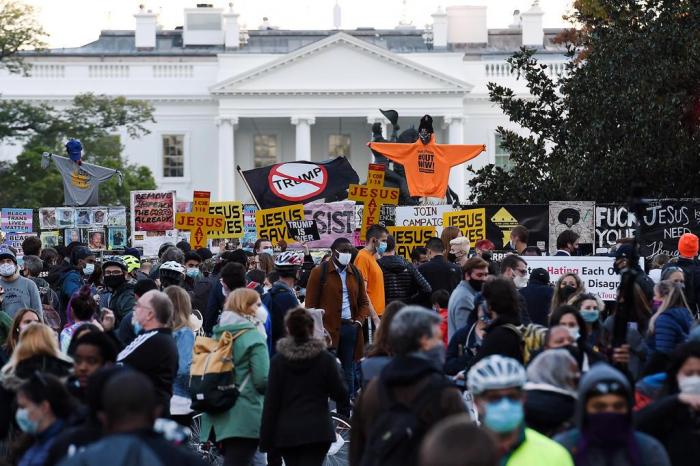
[{"left": 0, "top": 246, "right": 17, "bottom": 264}]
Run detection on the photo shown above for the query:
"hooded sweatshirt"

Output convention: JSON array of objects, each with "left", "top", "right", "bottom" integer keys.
[{"left": 554, "top": 364, "right": 670, "bottom": 466}]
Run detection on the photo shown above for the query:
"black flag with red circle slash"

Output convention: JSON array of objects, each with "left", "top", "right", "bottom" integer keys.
[{"left": 239, "top": 157, "right": 359, "bottom": 209}]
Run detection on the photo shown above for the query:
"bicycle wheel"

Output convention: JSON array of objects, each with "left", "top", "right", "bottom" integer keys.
[{"left": 324, "top": 415, "right": 351, "bottom": 466}]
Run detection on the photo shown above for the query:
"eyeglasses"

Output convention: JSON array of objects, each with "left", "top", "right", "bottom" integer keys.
[{"left": 103, "top": 270, "right": 124, "bottom": 276}]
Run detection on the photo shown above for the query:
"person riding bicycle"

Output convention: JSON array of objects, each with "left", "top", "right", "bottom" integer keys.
[
  {"left": 263, "top": 251, "right": 302, "bottom": 356},
  {"left": 467, "top": 355, "right": 574, "bottom": 466}
]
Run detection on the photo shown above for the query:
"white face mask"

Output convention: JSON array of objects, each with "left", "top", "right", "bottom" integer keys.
[
  {"left": 0, "top": 263, "right": 16, "bottom": 277},
  {"left": 261, "top": 248, "right": 273, "bottom": 256},
  {"left": 513, "top": 274, "right": 529, "bottom": 289},
  {"left": 678, "top": 375, "right": 700, "bottom": 395},
  {"left": 568, "top": 327, "right": 580, "bottom": 340},
  {"left": 509, "top": 239, "right": 517, "bottom": 250},
  {"left": 83, "top": 263, "right": 95, "bottom": 276},
  {"left": 336, "top": 252, "right": 351, "bottom": 266}
]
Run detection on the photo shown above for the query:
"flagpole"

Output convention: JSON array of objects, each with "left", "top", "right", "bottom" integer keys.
[{"left": 237, "top": 165, "right": 261, "bottom": 210}]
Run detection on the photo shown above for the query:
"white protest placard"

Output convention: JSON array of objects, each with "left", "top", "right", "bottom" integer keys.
[
  {"left": 522, "top": 256, "right": 624, "bottom": 301},
  {"left": 395, "top": 205, "right": 455, "bottom": 236}
]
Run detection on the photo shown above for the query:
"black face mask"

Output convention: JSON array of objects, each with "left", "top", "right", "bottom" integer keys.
[
  {"left": 104, "top": 274, "right": 126, "bottom": 290},
  {"left": 481, "top": 252, "right": 492, "bottom": 262},
  {"left": 560, "top": 285, "right": 577, "bottom": 300},
  {"left": 469, "top": 279, "right": 484, "bottom": 292},
  {"left": 447, "top": 253, "right": 457, "bottom": 263}
]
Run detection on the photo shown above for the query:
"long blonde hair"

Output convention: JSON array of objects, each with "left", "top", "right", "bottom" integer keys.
[
  {"left": 649, "top": 280, "right": 692, "bottom": 334},
  {"left": 3, "top": 309, "right": 42, "bottom": 355},
  {"left": 164, "top": 285, "right": 192, "bottom": 331},
  {"left": 2, "top": 323, "right": 62, "bottom": 374},
  {"left": 225, "top": 288, "right": 259, "bottom": 317},
  {"left": 550, "top": 273, "right": 586, "bottom": 311}
]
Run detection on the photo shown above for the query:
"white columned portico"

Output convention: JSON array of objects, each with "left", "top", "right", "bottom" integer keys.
[
  {"left": 445, "top": 115, "right": 466, "bottom": 203},
  {"left": 217, "top": 117, "right": 238, "bottom": 201},
  {"left": 291, "top": 116, "right": 315, "bottom": 161}
]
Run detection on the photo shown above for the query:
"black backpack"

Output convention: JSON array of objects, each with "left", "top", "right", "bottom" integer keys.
[{"left": 360, "top": 374, "right": 449, "bottom": 466}]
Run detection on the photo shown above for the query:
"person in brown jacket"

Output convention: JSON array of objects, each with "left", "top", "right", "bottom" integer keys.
[
  {"left": 305, "top": 238, "right": 370, "bottom": 417},
  {"left": 350, "top": 306, "right": 466, "bottom": 466}
]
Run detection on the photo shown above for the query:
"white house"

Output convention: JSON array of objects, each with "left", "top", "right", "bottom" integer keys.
[{"left": 0, "top": 2, "right": 568, "bottom": 203}]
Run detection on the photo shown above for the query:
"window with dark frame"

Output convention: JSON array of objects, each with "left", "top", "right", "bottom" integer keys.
[{"left": 162, "top": 134, "right": 184, "bottom": 178}]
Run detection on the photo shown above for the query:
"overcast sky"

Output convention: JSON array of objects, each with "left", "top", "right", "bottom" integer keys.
[{"left": 28, "top": 0, "right": 573, "bottom": 49}]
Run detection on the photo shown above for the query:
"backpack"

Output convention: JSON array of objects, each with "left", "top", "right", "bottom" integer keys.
[
  {"left": 502, "top": 323, "right": 547, "bottom": 364},
  {"left": 360, "top": 374, "right": 450, "bottom": 466},
  {"left": 189, "top": 329, "right": 250, "bottom": 413},
  {"left": 38, "top": 285, "right": 61, "bottom": 332}
]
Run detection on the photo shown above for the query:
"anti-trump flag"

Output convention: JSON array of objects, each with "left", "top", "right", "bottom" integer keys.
[{"left": 239, "top": 158, "right": 360, "bottom": 209}]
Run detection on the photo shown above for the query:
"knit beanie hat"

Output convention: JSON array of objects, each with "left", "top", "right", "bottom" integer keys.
[{"left": 678, "top": 233, "right": 699, "bottom": 258}]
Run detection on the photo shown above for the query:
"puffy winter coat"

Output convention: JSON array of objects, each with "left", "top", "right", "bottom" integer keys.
[{"left": 378, "top": 255, "right": 431, "bottom": 305}]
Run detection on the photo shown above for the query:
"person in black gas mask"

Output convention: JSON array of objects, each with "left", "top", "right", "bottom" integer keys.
[{"left": 102, "top": 256, "right": 135, "bottom": 326}]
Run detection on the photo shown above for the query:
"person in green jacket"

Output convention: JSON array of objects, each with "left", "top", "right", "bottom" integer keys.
[
  {"left": 200, "top": 287, "right": 269, "bottom": 466},
  {"left": 467, "top": 355, "right": 574, "bottom": 466}
]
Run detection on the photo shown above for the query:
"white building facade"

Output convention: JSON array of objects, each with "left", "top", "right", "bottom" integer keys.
[{"left": 0, "top": 3, "right": 567, "bottom": 203}]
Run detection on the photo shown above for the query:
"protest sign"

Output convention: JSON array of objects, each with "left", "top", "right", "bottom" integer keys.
[
  {"left": 387, "top": 226, "right": 436, "bottom": 260},
  {"left": 206, "top": 202, "right": 244, "bottom": 239},
  {"left": 548, "top": 201, "right": 595, "bottom": 255},
  {"left": 40, "top": 230, "right": 60, "bottom": 248},
  {"left": 523, "top": 256, "right": 630, "bottom": 301},
  {"left": 39, "top": 208, "right": 57, "bottom": 230},
  {"left": 4, "top": 232, "right": 37, "bottom": 257},
  {"left": 255, "top": 204, "right": 304, "bottom": 245},
  {"left": 348, "top": 164, "right": 399, "bottom": 240},
  {"left": 286, "top": 220, "right": 321, "bottom": 242},
  {"left": 56, "top": 208, "right": 75, "bottom": 228},
  {"left": 638, "top": 200, "right": 700, "bottom": 259},
  {"left": 130, "top": 190, "right": 176, "bottom": 232},
  {"left": 132, "top": 230, "right": 177, "bottom": 257},
  {"left": 304, "top": 201, "right": 356, "bottom": 248},
  {"left": 175, "top": 191, "right": 226, "bottom": 249},
  {"left": 395, "top": 205, "right": 454, "bottom": 235},
  {"left": 108, "top": 227, "right": 127, "bottom": 249},
  {"left": 354, "top": 205, "right": 395, "bottom": 230},
  {"left": 241, "top": 204, "right": 258, "bottom": 250},
  {"left": 442, "top": 208, "right": 487, "bottom": 243},
  {"left": 88, "top": 229, "right": 106, "bottom": 250},
  {"left": 1, "top": 208, "right": 33, "bottom": 233},
  {"left": 75, "top": 208, "right": 92, "bottom": 227},
  {"left": 483, "top": 205, "right": 549, "bottom": 252},
  {"left": 594, "top": 205, "right": 636, "bottom": 254},
  {"left": 107, "top": 207, "right": 126, "bottom": 227}
]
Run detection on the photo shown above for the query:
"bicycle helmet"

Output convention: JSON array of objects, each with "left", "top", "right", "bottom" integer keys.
[
  {"left": 467, "top": 355, "right": 526, "bottom": 395},
  {"left": 159, "top": 260, "right": 185, "bottom": 287},
  {"left": 123, "top": 255, "right": 141, "bottom": 273},
  {"left": 274, "top": 251, "right": 303, "bottom": 270},
  {"left": 160, "top": 261, "right": 185, "bottom": 275},
  {"left": 102, "top": 255, "right": 127, "bottom": 271}
]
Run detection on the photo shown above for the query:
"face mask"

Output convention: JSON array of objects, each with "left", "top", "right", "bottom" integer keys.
[
  {"left": 15, "top": 408, "right": 39, "bottom": 434},
  {"left": 221, "top": 285, "right": 229, "bottom": 298},
  {"left": 469, "top": 279, "right": 483, "bottom": 292},
  {"left": 447, "top": 253, "right": 457, "bottom": 263},
  {"left": 561, "top": 285, "right": 577, "bottom": 300},
  {"left": 132, "top": 316, "right": 143, "bottom": 335},
  {"left": 568, "top": 326, "right": 580, "bottom": 340},
  {"left": 483, "top": 398, "right": 524, "bottom": 434},
  {"left": 376, "top": 241, "right": 388, "bottom": 255},
  {"left": 513, "top": 274, "right": 529, "bottom": 289},
  {"left": 583, "top": 413, "right": 631, "bottom": 447},
  {"left": 0, "top": 263, "right": 16, "bottom": 277},
  {"left": 580, "top": 309, "right": 600, "bottom": 323},
  {"left": 336, "top": 252, "right": 351, "bottom": 266},
  {"left": 481, "top": 252, "right": 492, "bottom": 262},
  {"left": 678, "top": 375, "right": 700, "bottom": 395},
  {"left": 423, "top": 344, "right": 446, "bottom": 366},
  {"left": 261, "top": 248, "right": 273, "bottom": 256},
  {"left": 186, "top": 267, "right": 201, "bottom": 279},
  {"left": 104, "top": 274, "right": 125, "bottom": 290},
  {"left": 509, "top": 239, "right": 516, "bottom": 250},
  {"left": 263, "top": 286, "right": 272, "bottom": 293},
  {"left": 83, "top": 263, "right": 95, "bottom": 276}
]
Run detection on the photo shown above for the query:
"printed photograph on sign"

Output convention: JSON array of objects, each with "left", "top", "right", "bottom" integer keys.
[
  {"left": 64, "top": 228, "right": 81, "bottom": 246},
  {"left": 39, "top": 208, "right": 57, "bottom": 230},
  {"left": 107, "top": 208, "right": 127, "bottom": 226},
  {"left": 88, "top": 229, "right": 106, "bottom": 250},
  {"left": 108, "top": 227, "right": 127, "bottom": 249},
  {"left": 75, "top": 208, "right": 92, "bottom": 227},
  {"left": 40, "top": 230, "right": 60, "bottom": 248},
  {"left": 92, "top": 207, "right": 108, "bottom": 226},
  {"left": 268, "top": 162, "right": 328, "bottom": 202},
  {"left": 57, "top": 208, "right": 75, "bottom": 228},
  {"left": 548, "top": 201, "right": 595, "bottom": 255}
]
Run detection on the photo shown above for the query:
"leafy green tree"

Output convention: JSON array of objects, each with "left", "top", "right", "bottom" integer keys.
[
  {"left": 468, "top": 0, "right": 700, "bottom": 204},
  {"left": 0, "top": 94, "right": 157, "bottom": 208},
  {"left": 0, "top": 0, "right": 46, "bottom": 74}
]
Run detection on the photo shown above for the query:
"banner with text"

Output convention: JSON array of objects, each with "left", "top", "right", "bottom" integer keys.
[
  {"left": 443, "top": 208, "right": 487, "bottom": 243},
  {"left": 1, "top": 208, "right": 33, "bottom": 233},
  {"left": 638, "top": 200, "right": 700, "bottom": 259},
  {"left": 523, "top": 256, "right": 623, "bottom": 301},
  {"left": 207, "top": 202, "right": 244, "bottom": 239},
  {"left": 304, "top": 201, "right": 356, "bottom": 248},
  {"left": 255, "top": 204, "right": 305, "bottom": 245},
  {"left": 594, "top": 205, "right": 636, "bottom": 254},
  {"left": 130, "top": 190, "right": 176, "bottom": 232},
  {"left": 395, "top": 205, "right": 454, "bottom": 236},
  {"left": 387, "top": 226, "right": 437, "bottom": 260}
]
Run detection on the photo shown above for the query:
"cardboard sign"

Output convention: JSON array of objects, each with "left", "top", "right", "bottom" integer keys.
[
  {"left": 348, "top": 164, "right": 399, "bottom": 240},
  {"left": 286, "top": 220, "right": 321, "bottom": 242},
  {"left": 442, "top": 208, "right": 487, "bottom": 243},
  {"left": 241, "top": 204, "right": 258, "bottom": 249},
  {"left": 131, "top": 190, "right": 176, "bottom": 232},
  {"left": 303, "top": 201, "right": 355, "bottom": 248},
  {"left": 523, "top": 256, "right": 628, "bottom": 301},
  {"left": 207, "top": 202, "right": 244, "bottom": 239},
  {"left": 255, "top": 204, "right": 304, "bottom": 245},
  {"left": 549, "top": 201, "right": 595, "bottom": 255},
  {"left": 395, "top": 205, "right": 455, "bottom": 235},
  {"left": 175, "top": 191, "right": 226, "bottom": 249},
  {"left": 387, "top": 226, "right": 436, "bottom": 260},
  {"left": 1, "top": 208, "right": 33, "bottom": 233}
]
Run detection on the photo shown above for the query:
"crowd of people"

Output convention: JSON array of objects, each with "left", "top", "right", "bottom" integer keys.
[{"left": 0, "top": 224, "right": 698, "bottom": 466}]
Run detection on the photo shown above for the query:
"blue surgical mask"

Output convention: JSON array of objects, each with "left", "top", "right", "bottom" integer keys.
[
  {"left": 261, "top": 248, "right": 273, "bottom": 256},
  {"left": 580, "top": 309, "right": 600, "bottom": 323},
  {"left": 132, "top": 318, "right": 143, "bottom": 335},
  {"left": 186, "top": 267, "right": 201, "bottom": 279},
  {"left": 483, "top": 398, "right": 524, "bottom": 434},
  {"left": 376, "top": 241, "right": 388, "bottom": 255},
  {"left": 83, "top": 263, "right": 95, "bottom": 276},
  {"left": 15, "top": 408, "right": 39, "bottom": 434}
]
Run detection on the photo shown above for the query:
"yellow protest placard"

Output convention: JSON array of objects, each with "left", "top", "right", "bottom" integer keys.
[
  {"left": 387, "top": 226, "right": 437, "bottom": 260},
  {"left": 348, "top": 164, "right": 399, "bottom": 240},
  {"left": 255, "top": 204, "right": 304, "bottom": 245},
  {"left": 175, "top": 191, "right": 226, "bottom": 249},
  {"left": 207, "top": 202, "right": 244, "bottom": 239},
  {"left": 442, "top": 208, "right": 487, "bottom": 244}
]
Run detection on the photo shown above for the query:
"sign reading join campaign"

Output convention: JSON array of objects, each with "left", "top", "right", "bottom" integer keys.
[
  {"left": 255, "top": 204, "right": 305, "bottom": 245},
  {"left": 175, "top": 191, "right": 225, "bottom": 249},
  {"left": 286, "top": 220, "right": 321, "bottom": 242}
]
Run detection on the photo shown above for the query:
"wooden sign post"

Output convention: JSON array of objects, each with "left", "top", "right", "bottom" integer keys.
[
  {"left": 175, "top": 191, "right": 226, "bottom": 248},
  {"left": 348, "top": 164, "right": 399, "bottom": 241}
]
